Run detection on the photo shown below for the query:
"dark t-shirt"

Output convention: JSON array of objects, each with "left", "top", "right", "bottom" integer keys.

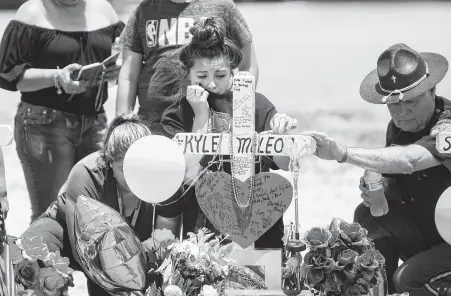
[
  {"left": 161, "top": 90, "right": 280, "bottom": 173},
  {"left": 120, "top": 0, "right": 252, "bottom": 125},
  {"left": 384, "top": 96, "right": 451, "bottom": 245},
  {"left": 0, "top": 20, "right": 125, "bottom": 115}
]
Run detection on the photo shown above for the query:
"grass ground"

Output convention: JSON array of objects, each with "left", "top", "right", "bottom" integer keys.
[{"left": 1, "top": 1, "right": 451, "bottom": 294}]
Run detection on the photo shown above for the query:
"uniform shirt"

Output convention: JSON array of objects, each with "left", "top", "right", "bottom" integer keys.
[{"left": 385, "top": 96, "right": 451, "bottom": 246}]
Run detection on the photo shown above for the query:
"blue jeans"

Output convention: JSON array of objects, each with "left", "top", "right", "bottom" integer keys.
[{"left": 14, "top": 102, "right": 107, "bottom": 222}]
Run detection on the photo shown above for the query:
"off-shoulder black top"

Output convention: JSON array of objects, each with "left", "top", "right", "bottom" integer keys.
[{"left": 0, "top": 20, "right": 125, "bottom": 115}]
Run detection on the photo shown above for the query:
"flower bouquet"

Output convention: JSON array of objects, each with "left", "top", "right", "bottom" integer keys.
[
  {"left": 142, "top": 228, "right": 267, "bottom": 296},
  {"left": 300, "top": 218, "right": 386, "bottom": 296},
  {"left": 10, "top": 235, "right": 74, "bottom": 296}
]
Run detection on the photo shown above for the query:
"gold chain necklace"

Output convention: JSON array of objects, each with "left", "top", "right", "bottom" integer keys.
[{"left": 229, "top": 131, "right": 257, "bottom": 208}]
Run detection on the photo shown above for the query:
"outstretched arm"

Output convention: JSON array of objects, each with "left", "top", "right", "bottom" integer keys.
[{"left": 303, "top": 131, "right": 443, "bottom": 174}]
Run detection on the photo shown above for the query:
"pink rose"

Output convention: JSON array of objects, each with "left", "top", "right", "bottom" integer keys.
[
  {"left": 305, "top": 227, "right": 332, "bottom": 251},
  {"left": 355, "top": 250, "right": 385, "bottom": 281},
  {"left": 303, "top": 252, "right": 335, "bottom": 286}
]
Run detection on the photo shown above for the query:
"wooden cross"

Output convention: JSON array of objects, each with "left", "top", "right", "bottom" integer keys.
[
  {"left": 172, "top": 72, "right": 314, "bottom": 249},
  {"left": 173, "top": 72, "right": 315, "bottom": 181}
]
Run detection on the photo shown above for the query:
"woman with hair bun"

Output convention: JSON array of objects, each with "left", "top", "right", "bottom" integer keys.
[{"left": 162, "top": 17, "right": 296, "bottom": 249}]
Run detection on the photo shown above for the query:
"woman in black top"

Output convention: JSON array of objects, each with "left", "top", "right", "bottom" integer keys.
[
  {"left": 0, "top": 0, "right": 125, "bottom": 222},
  {"left": 161, "top": 17, "right": 296, "bottom": 249}
]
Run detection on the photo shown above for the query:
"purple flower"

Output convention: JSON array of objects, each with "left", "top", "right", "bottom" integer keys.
[
  {"left": 305, "top": 227, "right": 332, "bottom": 251},
  {"left": 304, "top": 252, "right": 335, "bottom": 286},
  {"left": 355, "top": 250, "right": 384, "bottom": 281}
]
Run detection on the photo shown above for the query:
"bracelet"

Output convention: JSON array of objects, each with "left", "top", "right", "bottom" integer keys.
[
  {"left": 337, "top": 146, "right": 348, "bottom": 163},
  {"left": 54, "top": 67, "right": 63, "bottom": 95}
]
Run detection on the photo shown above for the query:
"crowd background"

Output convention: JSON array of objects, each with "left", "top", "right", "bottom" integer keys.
[{"left": 1, "top": 0, "right": 451, "bottom": 294}]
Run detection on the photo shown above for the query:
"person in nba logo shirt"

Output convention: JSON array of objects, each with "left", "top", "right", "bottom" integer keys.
[{"left": 115, "top": 0, "right": 258, "bottom": 136}]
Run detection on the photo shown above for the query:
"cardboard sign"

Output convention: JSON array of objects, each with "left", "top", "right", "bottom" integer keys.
[
  {"left": 232, "top": 72, "right": 256, "bottom": 182},
  {"left": 437, "top": 132, "right": 451, "bottom": 154},
  {"left": 173, "top": 133, "right": 316, "bottom": 156},
  {"left": 195, "top": 171, "right": 293, "bottom": 249}
]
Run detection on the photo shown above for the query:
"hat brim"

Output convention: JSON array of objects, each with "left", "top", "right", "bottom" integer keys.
[{"left": 360, "top": 52, "right": 449, "bottom": 104}]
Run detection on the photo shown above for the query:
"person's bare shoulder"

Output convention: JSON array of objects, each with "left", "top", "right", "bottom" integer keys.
[
  {"left": 14, "top": 0, "right": 45, "bottom": 25},
  {"left": 89, "top": 0, "right": 121, "bottom": 24}
]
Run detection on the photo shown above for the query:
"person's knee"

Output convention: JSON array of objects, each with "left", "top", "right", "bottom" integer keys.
[{"left": 393, "top": 262, "right": 424, "bottom": 293}]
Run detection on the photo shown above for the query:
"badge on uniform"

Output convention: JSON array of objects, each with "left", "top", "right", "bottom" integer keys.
[
  {"left": 433, "top": 118, "right": 451, "bottom": 154},
  {"left": 431, "top": 118, "right": 451, "bottom": 137}
]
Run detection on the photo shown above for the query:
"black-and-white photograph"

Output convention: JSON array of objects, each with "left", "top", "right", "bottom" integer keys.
[{"left": 0, "top": 0, "right": 451, "bottom": 295}]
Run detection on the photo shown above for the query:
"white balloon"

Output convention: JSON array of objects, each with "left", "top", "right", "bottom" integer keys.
[
  {"left": 123, "top": 135, "right": 186, "bottom": 204},
  {"left": 435, "top": 186, "right": 451, "bottom": 245}
]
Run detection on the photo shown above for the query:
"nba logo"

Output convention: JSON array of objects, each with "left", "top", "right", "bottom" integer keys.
[{"left": 146, "top": 20, "right": 159, "bottom": 47}]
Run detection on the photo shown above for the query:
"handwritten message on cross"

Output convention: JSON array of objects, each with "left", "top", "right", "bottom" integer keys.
[{"left": 172, "top": 72, "right": 315, "bottom": 248}]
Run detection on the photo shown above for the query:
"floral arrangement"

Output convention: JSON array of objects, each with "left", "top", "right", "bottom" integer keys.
[
  {"left": 300, "top": 218, "right": 386, "bottom": 296},
  {"left": 11, "top": 235, "right": 74, "bottom": 296},
  {"left": 142, "top": 228, "right": 267, "bottom": 296}
]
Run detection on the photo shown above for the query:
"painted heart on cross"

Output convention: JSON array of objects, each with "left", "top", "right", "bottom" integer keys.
[{"left": 195, "top": 171, "right": 293, "bottom": 248}]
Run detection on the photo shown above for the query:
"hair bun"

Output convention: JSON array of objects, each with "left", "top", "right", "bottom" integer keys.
[{"left": 189, "top": 17, "right": 225, "bottom": 49}]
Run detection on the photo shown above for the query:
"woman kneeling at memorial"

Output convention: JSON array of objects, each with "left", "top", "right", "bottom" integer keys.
[
  {"left": 18, "top": 113, "right": 187, "bottom": 296},
  {"left": 161, "top": 17, "right": 296, "bottom": 249}
]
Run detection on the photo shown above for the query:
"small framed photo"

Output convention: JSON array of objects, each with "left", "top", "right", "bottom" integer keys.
[
  {"left": 225, "top": 289, "right": 311, "bottom": 296},
  {"left": 225, "top": 289, "right": 288, "bottom": 296},
  {"left": 228, "top": 248, "right": 282, "bottom": 290}
]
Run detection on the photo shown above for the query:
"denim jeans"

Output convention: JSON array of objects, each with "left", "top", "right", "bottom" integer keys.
[{"left": 14, "top": 102, "right": 108, "bottom": 222}]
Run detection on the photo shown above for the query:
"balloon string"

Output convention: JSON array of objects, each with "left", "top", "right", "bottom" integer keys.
[{"left": 152, "top": 204, "right": 156, "bottom": 234}]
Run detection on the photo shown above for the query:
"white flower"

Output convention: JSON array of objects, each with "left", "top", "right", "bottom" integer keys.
[
  {"left": 143, "top": 229, "right": 176, "bottom": 251},
  {"left": 164, "top": 285, "right": 184, "bottom": 296},
  {"left": 199, "top": 285, "right": 218, "bottom": 296}
]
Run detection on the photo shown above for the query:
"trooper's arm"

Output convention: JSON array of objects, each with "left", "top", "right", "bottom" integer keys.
[
  {"left": 303, "top": 131, "right": 442, "bottom": 174},
  {"left": 345, "top": 144, "right": 441, "bottom": 174}
]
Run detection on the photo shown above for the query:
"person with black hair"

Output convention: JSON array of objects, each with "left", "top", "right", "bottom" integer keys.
[{"left": 162, "top": 17, "right": 296, "bottom": 249}]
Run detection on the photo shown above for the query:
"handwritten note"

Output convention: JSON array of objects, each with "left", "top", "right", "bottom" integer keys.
[
  {"left": 195, "top": 172, "right": 293, "bottom": 248},
  {"left": 232, "top": 73, "right": 256, "bottom": 182},
  {"left": 173, "top": 133, "right": 316, "bottom": 156}
]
